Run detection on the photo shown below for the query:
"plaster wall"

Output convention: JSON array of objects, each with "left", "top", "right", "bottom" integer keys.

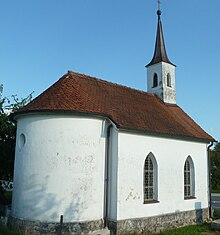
[
  {"left": 116, "top": 131, "right": 208, "bottom": 220},
  {"left": 162, "top": 62, "right": 176, "bottom": 104},
  {"left": 12, "top": 114, "right": 106, "bottom": 223}
]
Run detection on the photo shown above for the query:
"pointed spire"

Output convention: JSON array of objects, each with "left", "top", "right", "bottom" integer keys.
[{"left": 146, "top": 9, "right": 175, "bottom": 67}]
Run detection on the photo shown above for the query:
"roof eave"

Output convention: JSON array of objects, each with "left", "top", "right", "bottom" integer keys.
[
  {"left": 117, "top": 126, "right": 215, "bottom": 144},
  {"left": 11, "top": 109, "right": 215, "bottom": 144}
]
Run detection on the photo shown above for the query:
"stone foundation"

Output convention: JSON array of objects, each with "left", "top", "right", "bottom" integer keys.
[
  {"left": 8, "top": 208, "right": 209, "bottom": 235},
  {"left": 108, "top": 208, "right": 209, "bottom": 234},
  {"left": 8, "top": 215, "right": 105, "bottom": 235}
]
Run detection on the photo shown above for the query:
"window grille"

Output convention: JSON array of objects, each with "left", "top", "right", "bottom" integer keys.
[
  {"left": 184, "top": 159, "right": 191, "bottom": 198},
  {"left": 144, "top": 156, "right": 154, "bottom": 201}
]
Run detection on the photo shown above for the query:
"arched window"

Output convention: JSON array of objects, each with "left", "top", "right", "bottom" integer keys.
[
  {"left": 167, "top": 73, "right": 171, "bottom": 87},
  {"left": 152, "top": 73, "right": 158, "bottom": 88},
  {"left": 184, "top": 156, "right": 195, "bottom": 199},
  {"left": 144, "top": 153, "right": 158, "bottom": 203}
]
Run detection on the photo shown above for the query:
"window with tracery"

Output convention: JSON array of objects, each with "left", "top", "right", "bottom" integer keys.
[
  {"left": 184, "top": 156, "right": 195, "bottom": 199},
  {"left": 144, "top": 153, "right": 158, "bottom": 203}
]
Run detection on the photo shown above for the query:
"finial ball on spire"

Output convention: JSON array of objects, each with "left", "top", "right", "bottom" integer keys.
[
  {"left": 157, "top": 10, "right": 162, "bottom": 16},
  {"left": 157, "top": 0, "right": 161, "bottom": 16}
]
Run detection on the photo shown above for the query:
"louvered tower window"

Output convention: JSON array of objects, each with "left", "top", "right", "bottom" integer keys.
[
  {"left": 167, "top": 73, "right": 171, "bottom": 87},
  {"left": 152, "top": 73, "right": 158, "bottom": 87}
]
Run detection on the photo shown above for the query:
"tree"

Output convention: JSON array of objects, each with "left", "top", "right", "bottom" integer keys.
[
  {"left": 210, "top": 142, "right": 220, "bottom": 190},
  {"left": 0, "top": 84, "right": 33, "bottom": 191}
]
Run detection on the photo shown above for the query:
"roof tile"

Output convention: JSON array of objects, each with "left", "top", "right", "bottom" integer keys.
[{"left": 14, "top": 71, "right": 214, "bottom": 142}]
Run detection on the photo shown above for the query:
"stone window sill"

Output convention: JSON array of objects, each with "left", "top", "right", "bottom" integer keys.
[
  {"left": 184, "top": 196, "right": 196, "bottom": 200},
  {"left": 144, "top": 200, "right": 160, "bottom": 204}
]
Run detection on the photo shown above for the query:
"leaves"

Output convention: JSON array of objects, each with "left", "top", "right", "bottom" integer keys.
[
  {"left": 210, "top": 142, "right": 220, "bottom": 190},
  {"left": 0, "top": 85, "right": 33, "bottom": 183}
]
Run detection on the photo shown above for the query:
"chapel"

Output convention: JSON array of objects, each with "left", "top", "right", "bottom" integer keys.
[{"left": 9, "top": 5, "right": 214, "bottom": 235}]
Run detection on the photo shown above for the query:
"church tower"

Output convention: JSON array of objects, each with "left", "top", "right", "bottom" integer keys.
[{"left": 146, "top": 8, "right": 176, "bottom": 104}]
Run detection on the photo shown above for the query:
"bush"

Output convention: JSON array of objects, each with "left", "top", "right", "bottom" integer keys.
[
  {"left": 213, "top": 209, "right": 220, "bottom": 220},
  {"left": 0, "top": 190, "right": 12, "bottom": 205}
]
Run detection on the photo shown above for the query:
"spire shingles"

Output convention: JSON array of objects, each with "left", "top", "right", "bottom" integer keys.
[{"left": 146, "top": 10, "right": 175, "bottom": 67}]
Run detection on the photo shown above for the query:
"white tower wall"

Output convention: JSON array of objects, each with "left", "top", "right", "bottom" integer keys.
[{"left": 147, "top": 62, "right": 176, "bottom": 104}]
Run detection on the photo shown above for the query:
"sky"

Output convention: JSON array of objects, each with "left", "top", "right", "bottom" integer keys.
[{"left": 0, "top": 0, "right": 219, "bottom": 141}]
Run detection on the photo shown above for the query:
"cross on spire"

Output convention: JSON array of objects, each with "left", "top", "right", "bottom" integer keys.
[
  {"left": 157, "top": 0, "right": 161, "bottom": 11},
  {"left": 146, "top": 0, "right": 174, "bottom": 67},
  {"left": 157, "top": 0, "right": 162, "bottom": 18}
]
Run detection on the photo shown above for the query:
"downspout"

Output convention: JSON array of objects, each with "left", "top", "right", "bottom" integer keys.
[
  {"left": 104, "top": 124, "right": 112, "bottom": 227},
  {"left": 208, "top": 141, "right": 214, "bottom": 219}
]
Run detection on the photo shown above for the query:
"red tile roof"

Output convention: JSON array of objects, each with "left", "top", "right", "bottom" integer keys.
[{"left": 13, "top": 71, "right": 214, "bottom": 142}]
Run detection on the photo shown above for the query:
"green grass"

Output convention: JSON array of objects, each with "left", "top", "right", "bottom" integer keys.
[
  {"left": 127, "top": 223, "right": 220, "bottom": 235},
  {"left": 0, "top": 223, "right": 23, "bottom": 235},
  {"left": 158, "top": 223, "right": 218, "bottom": 235}
]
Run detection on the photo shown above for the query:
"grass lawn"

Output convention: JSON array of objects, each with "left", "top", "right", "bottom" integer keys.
[
  {"left": 0, "top": 223, "right": 23, "bottom": 235},
  {"left": 158, "top": 223, "right": 220, "bottom": 235}
]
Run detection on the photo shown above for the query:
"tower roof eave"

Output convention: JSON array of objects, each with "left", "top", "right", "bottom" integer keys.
[{"left": 146, "top": 58, "right": 176, "bottom": 68}]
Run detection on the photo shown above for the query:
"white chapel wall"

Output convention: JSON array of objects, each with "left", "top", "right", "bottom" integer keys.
[
  {"left": 12, "top": 114, "right": 106, "bottom": 223},
  {"left": 116, "top": 131, "right": 208, "bottom": 220}
]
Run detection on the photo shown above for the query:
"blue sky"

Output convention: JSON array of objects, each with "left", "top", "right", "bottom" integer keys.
[{"left": 0, "top": 0, "right": 219, "bottom": 141}]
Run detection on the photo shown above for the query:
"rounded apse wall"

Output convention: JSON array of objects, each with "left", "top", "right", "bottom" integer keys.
[{"left": 12, "top": 114, "right": 106, "bottom": 223}]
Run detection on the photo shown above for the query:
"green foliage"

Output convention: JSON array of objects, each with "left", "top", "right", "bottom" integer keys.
[
  {"left": 0, "top": 190, "right": 12, "bottom": 205},
  {"left": 0, "top": 85, "right": 16, "bottom": 183},
  {"left": 210, "top": 142, "right": 220, "bottom": 190},
  {"left": 212, "top": 187, "right": 220, "bottom": 194},
  {"left": 3, "top": 191, "right": 12, "bottom": 204},
  {"left": 213, "top": 209, "right": 220, "bottom": 220},
  {"left": 0, "top": 223, "right": 23, "bottom": 235},
  {"left": 0, "top": 84, "right": 33, "bottom": 197}
]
